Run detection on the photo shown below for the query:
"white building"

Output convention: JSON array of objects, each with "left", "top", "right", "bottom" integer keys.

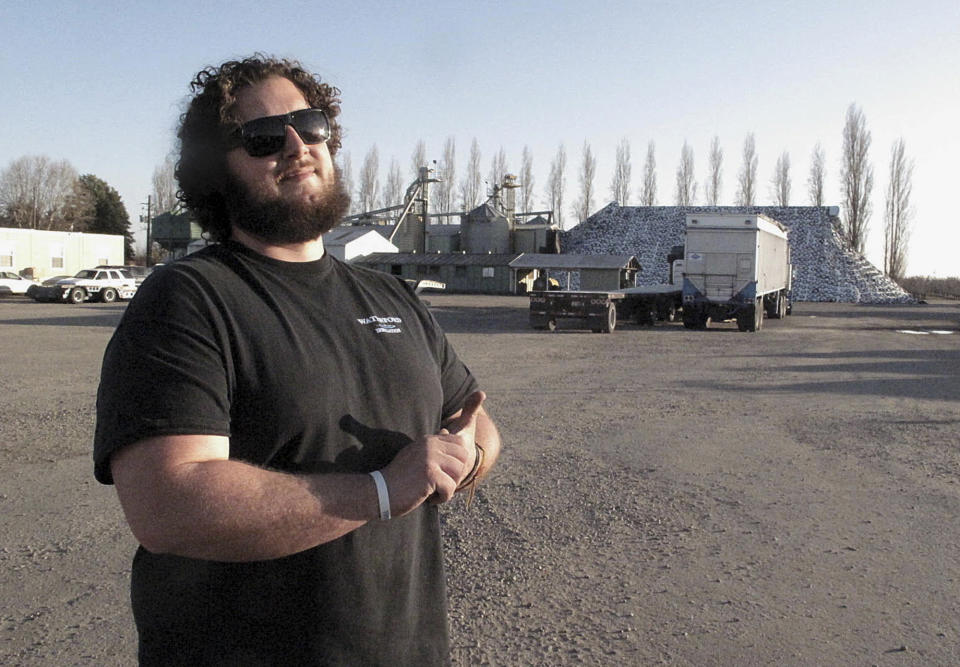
[
  {"left": 323, "top": 226, "right": 397, "bottom": 262},
  {"left": 0, "top": 227, "right": 126, "bottom": 280}
]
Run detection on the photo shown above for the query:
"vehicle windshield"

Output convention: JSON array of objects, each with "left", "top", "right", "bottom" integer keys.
[{"left": 73, "top": 270, "right": 98, "bottom": 279}]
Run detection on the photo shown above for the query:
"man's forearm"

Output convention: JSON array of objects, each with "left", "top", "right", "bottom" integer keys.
[
  {"left": 113, "top": 427, "right": 479, "bottom": 562},
  {"left": 118, "top": 457, "right": 377, "bottom": 562}
]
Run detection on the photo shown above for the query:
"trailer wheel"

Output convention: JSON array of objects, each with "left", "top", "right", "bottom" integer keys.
[
  {"left": 69, "top": 287, "right": 86, "bottom": 304},
  {"left": 546, "top": 318, "right": 557, "bottom": 332},
  {"left": 737, "top": 311, "right": 751, "bottom": 331},
  {"left": 603, "top": 303, "right": 617, "bottom": 333}
]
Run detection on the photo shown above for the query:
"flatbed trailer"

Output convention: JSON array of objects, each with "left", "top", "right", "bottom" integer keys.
[
  {"left": 529, "top": 290, "right": 624, "bottom": 333},
  {"left": 618, "top": 284, "right": 683, "bottom": 325}
]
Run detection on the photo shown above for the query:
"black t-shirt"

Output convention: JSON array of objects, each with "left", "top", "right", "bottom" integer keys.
[{"left": 94, "top": 241, "right": 478, "bottom": 665}]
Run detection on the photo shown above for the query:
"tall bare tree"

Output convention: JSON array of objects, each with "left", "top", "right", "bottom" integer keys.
[
  {"left": 640, "top": 141, "right": 657, "bottom": 206},
  {"left": 840, "top": 103, "right": 873, "bottom": 253},
  {"left": 0, "top": 155, "right": 79, "bottom": 230},
  {"left": 807, "top": 143, "right": 826, "bottom": 206},
  {"left": 339, "top": 152, "right": 356, "bottom": 213},
  {"left": 572, "top": 141, "right": 597, "bottom": 223},
  {"left": 674, "top": 141, "right": 697, "bottom": 206},
  {"left": 736, "top": 133, "right": 758, "bottom": 206},
  {"left": 488, "top": 147, "right": 508, "bottom": 195},
  {"left": 883, "top": 138, "right": 913, "bottom": 281},
  {"left": 546, "top": 144, "right": 567, "bottom": 229},
  {"left": 520, "top": 146, "right": 535, "bottom": 213},
  {"left": 458, "top": 138, "right": 483, "bottom": 211},
  {"left": 357, "top": 145, "right": 380, "bottom": 213},
  {"left": 705, "top": 136, "right": 723, "bottom": 205},
  {"left": 609, "top": 138, "right": 631, "bottom": 205},
  {"left": 410, "top": 140, "right": 426, "bottom": 181},
  {"left": 431, "top": 136, "right": 456, "bottom": 213},
  {"left": 770, "top": 151, "right": 791, "bottom": 206},
  {"left": 151, "top": 155, "right": 178, "bottom": 214},
  {"left": 381, "top": 158, "right": 404, "bottom": 210}
]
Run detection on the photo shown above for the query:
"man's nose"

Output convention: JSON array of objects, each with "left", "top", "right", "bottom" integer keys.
[{"left": 283, "top": 124, "right": 308, "bottom": 158}]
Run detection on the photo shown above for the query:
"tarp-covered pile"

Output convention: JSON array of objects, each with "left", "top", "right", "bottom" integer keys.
[{"left": 559, "top": 204, "right": 914, "bottom": 303}]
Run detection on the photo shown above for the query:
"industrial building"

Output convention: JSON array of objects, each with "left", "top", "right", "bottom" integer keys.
[
  {"left": 344, "top": 170, "right": 636, "bottom": 294},
  {"left": 0, "top": 227, "right": 126, "bottom": 280}
]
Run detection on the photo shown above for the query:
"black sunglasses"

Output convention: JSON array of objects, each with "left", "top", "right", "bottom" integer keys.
[{"left": 228, "top": 108, "right": 331, "bottom": 157}]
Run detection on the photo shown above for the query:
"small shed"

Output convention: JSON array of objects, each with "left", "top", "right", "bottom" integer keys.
[
  {"left": 324, "top": 226, "right": 397, "bottom": 261},
  {"left": 509, "top": 253, "right": 640, "bottom": 292}
]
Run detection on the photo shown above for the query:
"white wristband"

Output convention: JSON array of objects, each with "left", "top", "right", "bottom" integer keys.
[{"left": 369, "top": 470, "right": 391, "bottom": 520}]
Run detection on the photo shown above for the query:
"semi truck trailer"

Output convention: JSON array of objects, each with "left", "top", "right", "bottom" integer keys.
[{"left": 681, "top": 213, "right": 792, "bottom": 331}]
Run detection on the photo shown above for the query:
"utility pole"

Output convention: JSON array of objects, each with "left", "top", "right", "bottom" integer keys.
[{"left": 140, "top": 195, "right": 152, "bottom": 266}]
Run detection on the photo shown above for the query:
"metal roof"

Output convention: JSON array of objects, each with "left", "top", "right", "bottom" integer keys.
[
  {"left": 324, "top": 226, "right": 391, "bottom": 243},
  {"left": 355, "top": 252, "right": 521, "bottom": 266},
  {"left": 465, "top": 202, "right": 506, "bottom": 221},
  {"left": 508, "top": 253, "right": 640, "bottom": 270}
]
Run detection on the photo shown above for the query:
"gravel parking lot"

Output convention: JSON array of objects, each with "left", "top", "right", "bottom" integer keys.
[{"left": 2, "top": 294, "right": 958, "bottom": 665}]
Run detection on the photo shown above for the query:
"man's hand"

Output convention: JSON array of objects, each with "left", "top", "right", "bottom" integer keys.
[
  {"left": 442, "top": 390, "right": 486, "bottom": 448},
  {"left": 379, "top": 391, "right": 487, "bottom": 516},
  {"left": 380, "top": 432, "right": 472, "bottom": 516}
]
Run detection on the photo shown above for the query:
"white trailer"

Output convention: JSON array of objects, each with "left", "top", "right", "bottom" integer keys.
[{"left": 681, "top": 213, "right": 792, "bottom": 331}]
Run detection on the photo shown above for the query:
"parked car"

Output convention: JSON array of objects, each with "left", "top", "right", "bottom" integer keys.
[
  {"left": 0, "top": 271, "right": 40, "bottom": 296},
  {"left": 30, "top": 268, "right": 138, "bottom": 303},
  {"left": 95, "top": 264, "right": 159, "bottom": 286}
]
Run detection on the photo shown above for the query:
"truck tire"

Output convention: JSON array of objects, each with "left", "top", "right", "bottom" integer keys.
[
  {"left": 770, "top": 293, "right": 785, "bottom": 319},
  {"left": 69, "top": 287, "right": 86, "bottom": 304},
  {"left": 100, "top": 288, "right": 118, "bottom": 303},
  {"left": 737, "top": 303, "right": 763, "bottom": 331},
  {"left": 603, "top": 303, "right": 617, "bottom": 333},
  {"left": 765, "top": 296, "right": 777, "bottom": 319}
]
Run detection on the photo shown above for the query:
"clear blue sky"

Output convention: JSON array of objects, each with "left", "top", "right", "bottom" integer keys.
[{"left": 2, "top": 0, "right": 957, "bottom": 276}]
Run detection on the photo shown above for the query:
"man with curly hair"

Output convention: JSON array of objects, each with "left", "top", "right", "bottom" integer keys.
[{"left": 94, "top": 55, "right": 500, "bottom": 665}]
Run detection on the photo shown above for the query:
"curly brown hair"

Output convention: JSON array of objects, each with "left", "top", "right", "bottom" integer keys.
[{"left": 175, "top": 54, "right": 343, "bottom": 241}]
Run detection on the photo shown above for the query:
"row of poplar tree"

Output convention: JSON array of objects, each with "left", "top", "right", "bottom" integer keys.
[
  {"left": 0, "top": 103, "right": 914, "bottom": 281},
  {"left": 339, "top": 103, "right": 914, "bottom": 282}
]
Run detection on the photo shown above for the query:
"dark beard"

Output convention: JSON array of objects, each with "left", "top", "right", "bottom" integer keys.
[{"left": 225, "top": 169, "right": 351, "bottom": 244}]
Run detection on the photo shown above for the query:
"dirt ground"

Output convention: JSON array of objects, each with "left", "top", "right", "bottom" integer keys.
[{"left": 1, "top": 294, "right": 958, "bottom": 665}]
